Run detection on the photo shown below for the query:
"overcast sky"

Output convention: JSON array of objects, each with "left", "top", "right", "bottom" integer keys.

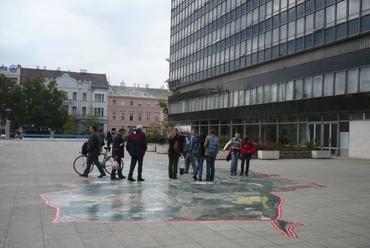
[{"left": 0, "top": 0, "right": 171, "bottom": 88}]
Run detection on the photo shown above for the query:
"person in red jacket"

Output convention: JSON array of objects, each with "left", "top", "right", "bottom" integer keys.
[{"left": 240, "top": 137, "right": 256, "bottom": 176}]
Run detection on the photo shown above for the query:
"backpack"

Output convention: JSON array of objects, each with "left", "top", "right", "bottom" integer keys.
[
  {"left": 81, "top": 142, "right": 88, "bottom": 156},
  {"left": 207, "top": 136, "right": 220, "bottom": 156},
  {"left": 192, "top": 141, "right": 201, "bottom": 155}
]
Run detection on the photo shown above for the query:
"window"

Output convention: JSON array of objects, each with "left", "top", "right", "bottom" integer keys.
[
  {"left": 250, "top": 88, "right": 257, "bottom": 105},
  {"left": 271, "top": 84, "right": 278, "bottom": 102},
  {"left": 297, "top": 18, "right": 304, "bottom": 37},
  {"left": 305, "top": 14, "right": 314, "bottom": 34},
  {"left": 313, "top": 75, "right": 323, "bottom": 97},
  {"left": 326, "top": 5, "right": 335, "bottom": 27},
  {"left": 72, "top": 106, "right": 77, "bottom": 116},
  {"left": 94, "top": 108, "right": 104, "bottom": 117},
  {"left": 263, "top": 85, "right": 270, "bottom": 103},
  {"left": 147, "top": 113, "right": 150, "bottom": 121},
  {"left": 238, "top": 90, "right": 244, "bottom": 106},
  {"left": 113, "top": 99, "right": 116, "bottom": 105},
  {"left": 82, "top": 93, "right": 87, "bottom": 101},
  {"left": 95, "top": 94, "right": 104, "bottom": 102},
  {"left": 129, "top": 113, "right": 134, "bottom": 121},
  {"left": 257, "top": 87, "right": 263, "bottom": 104},
  {"left": 304, "top": 77, "right": 312, "bottom": 98},
  {"left": 363, "top": 0, "right": 370, "bottom": 15},
  {"left": 347, "top": 69, "right": 359, "bottom": 94},
  {"left": 121, "top": 113, "right": 125, "bottom": 121},
  {"left": 130, "top": 100, "right": 134, "bottom": 106},
  {"left": 73, "top": 92, "right": 77, "bottom": 101},
  {"left": 278, "top": 83, "right": 286, "bottom": 101},
  {"left": 112, "top": 112, "right": 116, "bottom": 120},
  {"left": 245, "top": 90, "right": 250, "bottom": 105},
  {"left": 155, "top": 115, "right": 159, "bottom": 122},
  {"left": 82, "top": 107, "right": 86, "bottom": 116},
  {"left": 315, "top": 10, "right": 324, "bottom": 30},
  {"left": 286, "top": 81, "right": 294, "bottom": 100},
  {"left": 138, "top": 113, "right": 142, "bottom": 121},
  {"left": 349, "top": 0, "right": 360, "bottom": 20},
  {"left": 336, "top": 1, "right": 347, "bottom": 24},
  {"left": 288, "top": 21, "right": 296, "bottom": 40},
  {"left": 360, "top": 66, "right": 370, "bottom": 92},
  {"left": 294, "top": 79, "right": 303, "bottom": 99},
  {"left": 323, "top": 73, "right": 334, "bottom": 96},
  {"left": 335, "top": 71, "right": 346, "bottom": 95}
]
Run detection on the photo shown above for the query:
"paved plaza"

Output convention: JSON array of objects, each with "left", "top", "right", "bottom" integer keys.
[{"left": 0, "top": 140, "right": 370, "bottom": 248}]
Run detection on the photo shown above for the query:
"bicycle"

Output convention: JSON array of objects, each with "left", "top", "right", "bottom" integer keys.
[{"left": 73, "top": 146, "right": 113, "bottom": 176}]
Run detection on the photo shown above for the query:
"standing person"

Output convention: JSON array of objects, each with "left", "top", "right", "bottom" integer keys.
[
  {"left": 168, "top": 128, "right": 184, "bottom": 179},
  {"left": 240, "top": 137, "right": 257, "bottom": 176},
  {"left": 106, "top": 131, "right": 113, "bottom": 150},
  {"left": 223, "top": 133, "right": 242, "bottom": 176},
  {"left": 126, "top": 125, "right": 147, "bottom": 182},
  {"left": 193, "top": 132, "right": 206, "bottom": 181},
  {"left": 204, "top": 130, "right": 220, "bottom": 182},
  {"left": 111, "top": 128, "right": 126, "bottom": 180},
  {"left": 81, "top": 126, "right": 106, "bottom": 178},
  {"left": 185, "top": 132, "right": 198, "bottom": 174}
]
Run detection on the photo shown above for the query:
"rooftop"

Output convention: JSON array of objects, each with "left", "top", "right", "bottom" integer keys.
[{"left": 109, "top": 85, "right": 170, "bottom": 100}]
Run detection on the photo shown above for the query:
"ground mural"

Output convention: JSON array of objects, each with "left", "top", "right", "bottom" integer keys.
[{"left": 40, "top": 164, "right": 326, "bottom": 238}]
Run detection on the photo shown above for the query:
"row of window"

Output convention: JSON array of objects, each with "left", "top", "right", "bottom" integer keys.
[
  {"left": 170, "top": 0, "right": 363, "bottom": 66},
  {"left": 111, "top": 99, "right": 160, "bottom": 108},
  {"left": 111, "top": 112, "right": 160, "bottom": 122},
  {"left": 169, "top": 15, "right": 370, "bottom": 89},
  {"left": 70, "top": 107, "right": 105, "bottom": 117},
  {"left": 169, "top": 65, "right": 370, "bottom": 114}
]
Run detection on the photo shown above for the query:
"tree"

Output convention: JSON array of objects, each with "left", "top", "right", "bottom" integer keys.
[
  {"left": 4, "top": 76, "right": 68, "bottom": 129},
  {"left": 63, "top": 116, "right": 77, "bottom": 134},
  {"left": 83, "top": 114, "right": 100, "bottom": 134},
  {"left": 0, "top": 75, "right": 15, "bottom": 120},
  {"left": 158, "top": 100, "right": 168, "bottom": 115}
]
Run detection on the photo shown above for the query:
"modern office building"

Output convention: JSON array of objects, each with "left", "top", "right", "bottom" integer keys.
[
  {"left": 0, "top": 64, "right": 21, "bottom": 84},
  {"left": 21, "top": 67, "right": 109, "bottom": 132},
  {"left": 168, "top": 0, "right": 370, "bottom": 158},
  {"left": 108, "top": 85, "right": 170, "bottom": 133}
]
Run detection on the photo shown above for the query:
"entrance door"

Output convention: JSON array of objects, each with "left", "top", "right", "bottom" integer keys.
[{"left": 323, "top": 123, "right": 338, "bottom": 154}]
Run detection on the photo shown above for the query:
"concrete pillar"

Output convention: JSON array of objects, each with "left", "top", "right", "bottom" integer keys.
[{"left": 5, "top": 120, "right": 10, "bottom": 139}]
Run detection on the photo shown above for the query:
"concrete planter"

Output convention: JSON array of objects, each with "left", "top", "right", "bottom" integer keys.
[
  {"left": 147, "top": 143, "right": 157, "bottom": 152},
  {"left": 156, "top": 145, "right": 168, "bottom": 154},
  {"left": 215, "top": 150, "right": 227, "bottom": 160},
  {"left": 311, "top": 150, "right": 331, "bottom": 159},
  {"left": 258, "top": 150, "right": 280, "bottom": 160}
]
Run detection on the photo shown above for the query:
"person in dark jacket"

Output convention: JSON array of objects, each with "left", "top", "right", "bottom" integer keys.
[
  {"left": 192, "top": 132, "right": 206, "bottom": 181},
  {"left": 111, "top": 128, "right": 126, "bottom": 180},
  {"left": 168, "top": 128, "right": 185, "bottom": 179},
  {"left": 81, "top": 126, "right": 106, "bottom": 178},
  {"left": 106, "top": 131, "right": 113, "bottom": 150},
  {"left": 126, "top": 125, "right": 147, "bottom": 182}
]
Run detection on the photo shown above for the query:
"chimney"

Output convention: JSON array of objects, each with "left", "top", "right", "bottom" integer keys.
[
  {"left": 36, "top": 65, "right": 40, "bottom": 69},
  {"left": 43, "top": 66, "right": 47, "bottom": 70},
  {"left": 145, "top": 84, "right": 149, "bottom": 89},
  {"left": 80, "top": 69, "right": 87, "bottom": 73},
  {"left": 120, "top": 80, "right": 126, "bottom": 87},
  {"left": 137, "top": 83, "right": 140, "bottom": 88},
  {"left": 133, "top": 83, "right": 136, "bottom": 88},
  {"left": 57, "top": 67, "right": 61, "bottom": 71}
]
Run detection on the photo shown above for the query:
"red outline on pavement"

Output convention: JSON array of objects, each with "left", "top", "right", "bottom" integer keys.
[{"left": 40, "top": 194, "right": 61, "bottom": 224}]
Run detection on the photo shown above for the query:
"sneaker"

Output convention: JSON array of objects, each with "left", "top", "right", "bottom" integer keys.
[
  {"left": 118, "top": 175, "right": 126, "bottom": 179},
  {"left": 198, "top": 178, "right": 203, "bottom": 181},
  {"left": 97, "top": 174, "right": 106, "bottom": 178},
  {"left": 111, "top": 177, "right": 119, "bottom": 181},
  {"left": 127, "top": 178, "right": 136, "bottom": 182},
  {"left": 193, "top": 175, "right": 197, "bottom": 181},
  {"left": 137, "top": 178, "right": 145, "bottom": 182},
  {"left": 80, "top": 174, "right": 88, "bottom": 178}
]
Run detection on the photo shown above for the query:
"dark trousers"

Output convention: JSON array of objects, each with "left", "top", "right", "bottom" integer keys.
[
  {"left": 240, "top": 154, "right": 251, "bottom": 175},
  {"left": 205, "top": 156, "right": 216, "bottom": 181},
  {"left": 128, "top": 155, "right": 143, "bottom": 179},
  {"left": 83, "top": 155, "right": 106, "bottom": 176},
  {"left": 168, "top": 153, "right": 179, "bottom": 179}
]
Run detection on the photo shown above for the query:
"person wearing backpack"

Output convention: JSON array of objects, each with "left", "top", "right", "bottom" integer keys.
[
  {"left": 168, "top": 128, "right": 184, "bottom": 179},
  {"left": 185, "top": 132, "right": 198, "bottom": 174},
  {"left": 240, "top": 136, "right": 257, "bottom": 176},
  {"left": 204, "top": 130, "right": 219, "bottom": 182},
  {"left": 223, "top": 133, "right": 242, "bottom": 176},
  {"left": 193, "top": 132, "right": 206, "bottom": 181}
]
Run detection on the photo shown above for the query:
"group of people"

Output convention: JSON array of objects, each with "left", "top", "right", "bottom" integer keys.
[
  {"left": 81, "top": 125, "right": 147, "bottom": 182},
  {"left": 80, "top": 125, "right": 256, "bottom": 182}
]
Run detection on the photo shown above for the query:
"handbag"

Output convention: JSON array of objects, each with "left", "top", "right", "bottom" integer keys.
[{"left": 112, "top": 160, "right": 119, "bottom": 170}]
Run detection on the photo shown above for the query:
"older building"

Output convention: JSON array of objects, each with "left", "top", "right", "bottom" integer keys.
[
  {"left": 168, "top": 0, "right": 370, "bottom": 159},
  {"left": 21, "top": 68, "right": 109, "bottom": 132},
  {"left": 108, "top": 86, "right": 170, "bottom": 133},
  {"left": 0, "top": 64, "right": 21, "bottom": 84}
]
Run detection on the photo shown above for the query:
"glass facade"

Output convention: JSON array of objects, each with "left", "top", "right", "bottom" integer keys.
[{"left": 169, "top": 0, "right": 370, "bottom": 89}]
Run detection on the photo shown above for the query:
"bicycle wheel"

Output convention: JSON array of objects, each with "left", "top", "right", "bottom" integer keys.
[
  {"left": 73, "top": 155, "right": 93, "bottom": 175},
  {"left": 103, "top": 156, "right": 114, "bottom": 175}
]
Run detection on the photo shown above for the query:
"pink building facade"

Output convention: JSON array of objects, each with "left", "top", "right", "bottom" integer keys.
[{"left": 108, "top": 86, "right": 169, "bottom": 133}]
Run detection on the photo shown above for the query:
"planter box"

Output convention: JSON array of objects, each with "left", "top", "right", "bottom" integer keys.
[
  {"left": 311, "top": 150, "right": 331, "bottom": 159},
  {"left": 258, "top": 150, "right": 280, "bottom": 160},
  {"left": 216, "top": 150, "right": 227, "bottom": 160},
  {"left": 280, "top": 150, "right": 311, "bottom": 159},
  {"left": 156, "top": 145, "right": 168, "bottom": 154},
  {"left": 147, "top": 144, "right": 157, "bottom": 152}
]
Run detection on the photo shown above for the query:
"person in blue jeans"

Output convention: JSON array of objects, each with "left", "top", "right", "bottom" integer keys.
[
  {"left": 223, "top": 133, "right": 242, "bottom": 176},
  {"left": 204, "top": 130, "right": 219, "bottom": 182},
  {"left": 193, "top": 133, "right": 206, "bottom": 181}
]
